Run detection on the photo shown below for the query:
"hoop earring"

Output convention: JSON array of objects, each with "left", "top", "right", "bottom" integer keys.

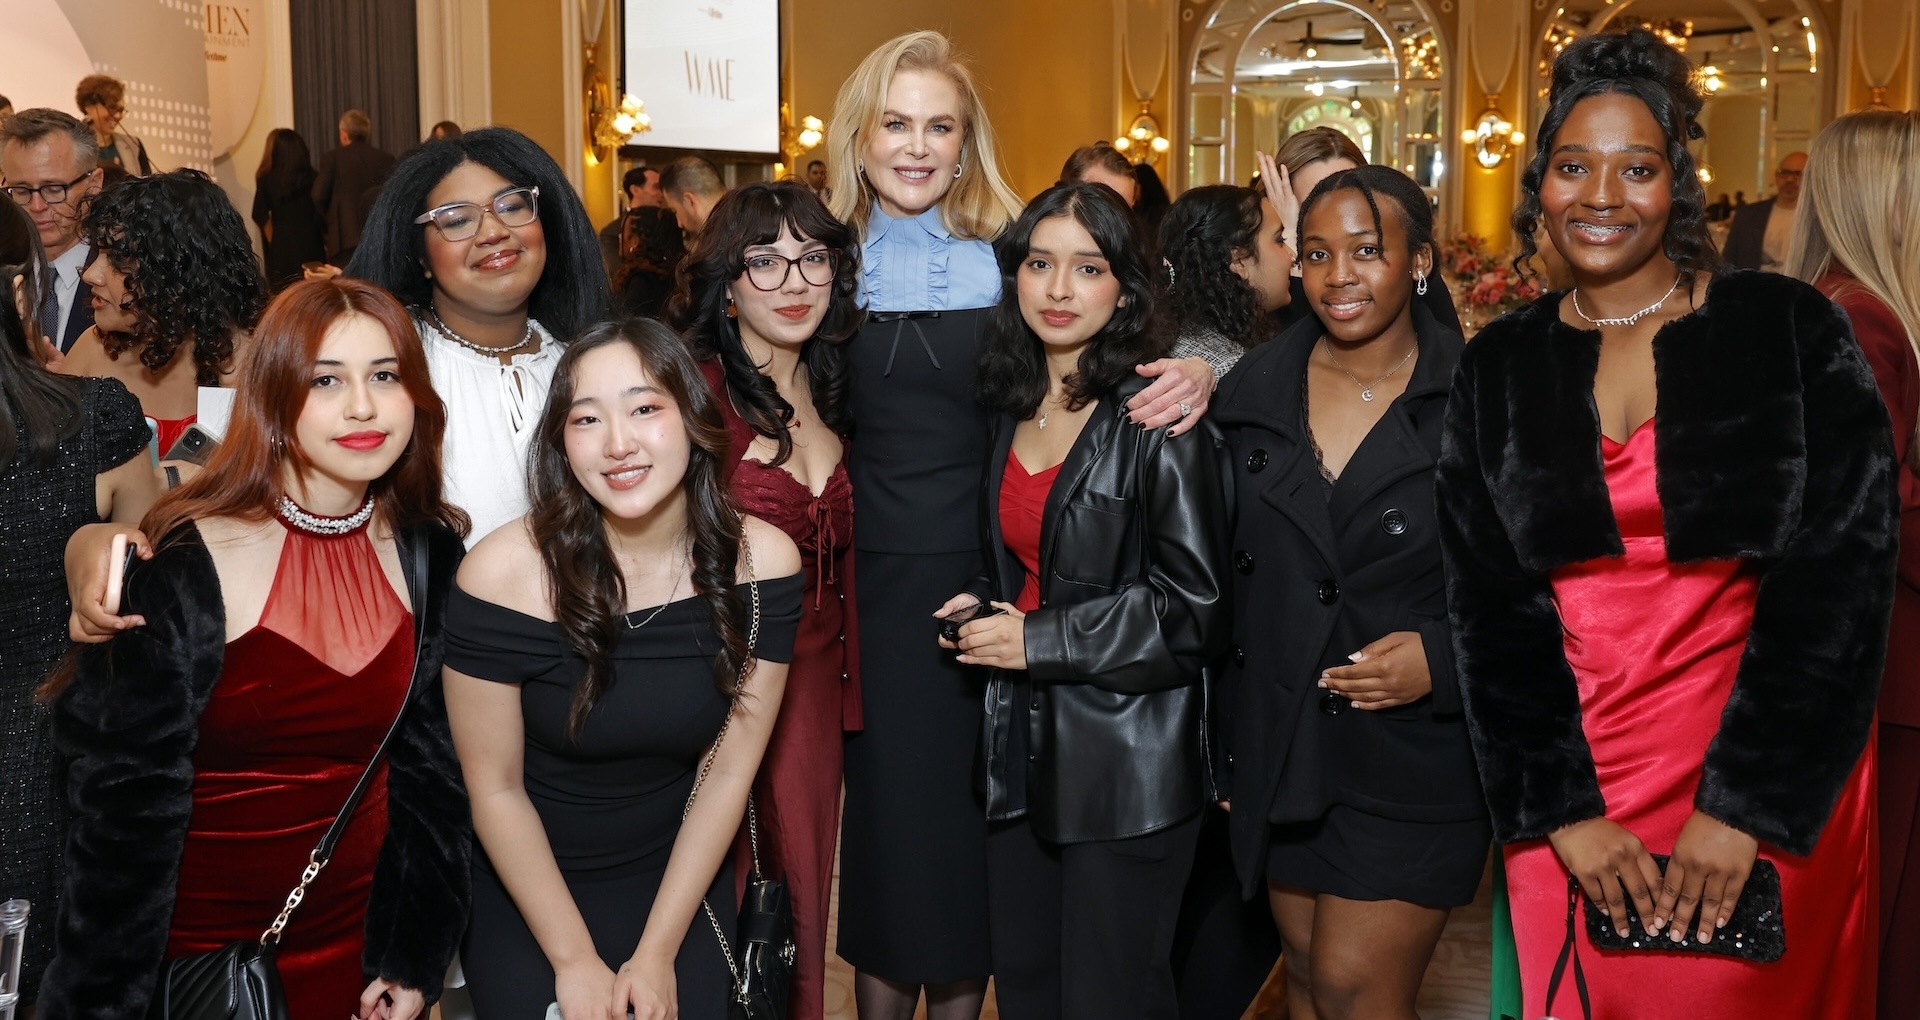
[
  {"left": 1415, "top": 273, "right": 1429, "bottom": 296},
  {"left": 953, "top": 163, "right": 963, "bottom": 179}
]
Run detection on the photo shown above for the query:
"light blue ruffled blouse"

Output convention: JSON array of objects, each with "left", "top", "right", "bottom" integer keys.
[{"left": 860, "top": 203, "right": 1001, "bottom": 312}]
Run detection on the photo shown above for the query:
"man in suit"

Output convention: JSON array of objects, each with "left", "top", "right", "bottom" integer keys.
[
  {"left": 599, "top": 165, "right": 661, "bottom": 277},
  {"left": 1, "top": 108, "right": 102, "bottom": 356},
  {"left": 312, "top": 109, "right": 395, "bottom": 266},
  {"left": 1722, "top": 151, "right": 1807, "bottom": 272}
]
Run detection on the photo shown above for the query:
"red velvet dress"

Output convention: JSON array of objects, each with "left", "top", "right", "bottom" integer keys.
[
  {"left": 1505, "top": 420, "right": 1877, "bottom": 1019},
  {"left": 702, "top": 362, "right": 857, "bottom": 1020},
  {"left": 164, "top": 521, "right": 411, "bottom": 1019}
]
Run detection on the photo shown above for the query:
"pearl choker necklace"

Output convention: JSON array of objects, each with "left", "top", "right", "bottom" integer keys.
[
  {"left": 277, "top": 494, "right": 376, "bottom": 536},
  {"left": 1571, "top": 276, "right": 1683, "bottom": 328},
  {"left": 422, "top": 306, "right": 534, "bottom": 356}
]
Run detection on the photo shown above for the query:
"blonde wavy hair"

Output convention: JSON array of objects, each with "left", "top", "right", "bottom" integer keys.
[
  {"left": 825, "top": 31, "right": 1022, "bottom": 242},
  {"left": 1787, "top": 109, "right": 1920, "bottom": 463}
]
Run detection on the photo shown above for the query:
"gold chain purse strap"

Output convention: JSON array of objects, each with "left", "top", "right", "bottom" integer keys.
[{"left": 681, "top": 531, "right": 762, "bottom": 983}]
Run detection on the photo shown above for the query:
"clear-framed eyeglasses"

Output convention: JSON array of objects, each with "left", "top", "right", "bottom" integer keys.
[
  {"left": 742, "top": 249, "right": 839, "bottom": 291},
  {"left": 413, "top": 186, "right": 541, "bottom": 241},
  {"left": 3, "top": 171, "right": 94, "bottom": 207}
]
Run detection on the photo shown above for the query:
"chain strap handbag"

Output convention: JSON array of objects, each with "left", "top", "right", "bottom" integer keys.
[
  {"left": 145, "top": 537, "right": 429, "bottom": 1020},
  {"left": 682, "top": 537, "right": 796, "bottom": 1020}
]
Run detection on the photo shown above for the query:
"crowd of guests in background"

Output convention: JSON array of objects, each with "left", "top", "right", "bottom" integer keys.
[{"left": 2, "top": 29, "right": 1919, "bottom": 1020}]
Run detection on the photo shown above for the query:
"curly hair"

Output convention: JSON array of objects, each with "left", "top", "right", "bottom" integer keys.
[
  {"left": 82, "top": 170, "right": 268, "bottom": 385},
  {"left": 977, "top": 182, "right": 1170, "bottom": 419},
  {"left": 1160, "top": 185, "right": 1265, "bottom": 346},
  {"left": 345, "top": 127, "right": 611, "bottom": 344},
  {"left": 668, "top": 180, "right": 862, "bottom": 463},
  {"left": 1512, "top": 27, "right": 1719, "bottom": 286}
]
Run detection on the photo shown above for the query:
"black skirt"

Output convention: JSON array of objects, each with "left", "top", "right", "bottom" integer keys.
[{"left": 1266, "top": 805, "right": 1490, "bottom": 909}]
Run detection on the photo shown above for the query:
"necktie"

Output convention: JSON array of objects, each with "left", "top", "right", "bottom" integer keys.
[{"left": 39, "top": 266, "right": 62, "bottom": 349}]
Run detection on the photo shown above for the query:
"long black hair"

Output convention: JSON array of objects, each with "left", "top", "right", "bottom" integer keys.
[
  {"left": 1513, "top": 27, "right": 1719, "bottom": 285},
  {"left": 668, "top": 181, "right": 861, "bottom": 463},
  {"left": 978, "top": 182, "right": 1169, "bottom": 418},
  {"left": 82, "top": 169, "right": 268, "bottom": 385},
  {"left": 0, "top": 201, "right": 83, "bottom": 471},
  {"left": 346, "top": 127, "right": 611, "bottom": 343},
  {"left": 255, "top": 127, "right": 316, "bottom": 202},
  {"left": 1160, "top": 185, "right": 1266, "bottom": 347},
  {"left": 529, "top": 318, "right": 749, "bottom": 739}
]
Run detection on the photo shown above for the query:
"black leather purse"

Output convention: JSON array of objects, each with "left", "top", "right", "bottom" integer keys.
[
  {"left": 684, "top": 542, "right": 796, "bottom": 1020},
  {"left": 145, "top": 538, "right": 428, "bottom": 1020}
]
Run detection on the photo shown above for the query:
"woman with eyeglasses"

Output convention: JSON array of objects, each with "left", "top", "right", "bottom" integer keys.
[
  {"left": 75, "top": 75, "right": 149, "bottom": 176},
  {"left": 669, "top": 180, "right": 861, "bottom": 1020}
]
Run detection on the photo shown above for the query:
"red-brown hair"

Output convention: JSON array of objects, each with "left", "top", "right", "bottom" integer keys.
[{"left": 144, "top": 278, "right": 470, "bottom": 545}]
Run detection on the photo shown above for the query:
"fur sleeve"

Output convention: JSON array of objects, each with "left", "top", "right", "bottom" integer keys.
[
  {"left": 362, "top": 527, "right": 472, "bottom": 1001},
  {"left": 38, "top": 541, "right": 225, "bottom": 1020},
  {"left": 1696, "top": 288, "right": 1898, "bottom": 854},
  {"left": 1436, "top": 350, "right": 1606, "bottom": 842}
]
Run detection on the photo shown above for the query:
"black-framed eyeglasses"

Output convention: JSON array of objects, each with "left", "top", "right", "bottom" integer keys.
[
  {"left": 3, "top": 171, "right": 94, "bottom": 207},
  {"left": 741, "top": 249, "right": 839, "bottom": 291},
  {"left": 413, "top": 186, "right": 541, "bottom": 241}
]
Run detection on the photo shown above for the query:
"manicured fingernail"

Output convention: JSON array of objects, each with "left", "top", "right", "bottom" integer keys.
[
  {"left": 1716, "top": 916, "right": 1727, "bottom": 928},
  {"left": 1351, "top": 700, "right": 1362, "bottom": 708},
  {"left": 1317, "top": 680, "right": 1328, "bottom": 688},
  {"left": 1348, "top": 652, "right": 1363, "bottom": 661},
  {"left": 1698, "top": 928, "right": 1712, "bottom": 943}
]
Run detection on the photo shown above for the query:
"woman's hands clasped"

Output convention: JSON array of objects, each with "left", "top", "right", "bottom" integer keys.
[
  {"left": 934, "top": 593, "right": 1028, "bottom": 671},
  {"left": 356, "top": 979, "right": 426, "bottom": 1020}
]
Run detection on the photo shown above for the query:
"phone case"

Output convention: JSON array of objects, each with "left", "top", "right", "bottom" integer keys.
[{"left": 1582, "top": 854, "right": 1784, "bottom": 962}]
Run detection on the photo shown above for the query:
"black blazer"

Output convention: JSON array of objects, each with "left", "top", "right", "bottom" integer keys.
[
  {"left": 1211, "top": 307, "right": 1485, "bottom": 896},
  {"left": 967, "top": 374, "right": 1232, "bottom": 844},
  {"left": 40, "top": 523, "right": 473, "bottom": 1019},
  {"left": 57, "top": 283, "right": 94, "bottom": 355},
  {"left": 1721, "top": 197, "right": 1775, "bottom": 271},
  {"left": 313, "top": 141, "right": 397, "bottom": 259},
  {"left": 1435, "top": 270, "right": 1897, "bottom": 855}
]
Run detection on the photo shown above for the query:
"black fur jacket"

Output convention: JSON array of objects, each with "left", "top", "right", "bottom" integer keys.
[
  {"left": 1435, "top": 270, "right": 1898, "bottom": 855},
  {"left": 37, "top": 522, "right": 472, "bottom": 1019}
]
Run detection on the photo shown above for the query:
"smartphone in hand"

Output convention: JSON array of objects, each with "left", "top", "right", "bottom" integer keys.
[
  {"left": 105, "top": 534, "right": 139, "bottom": 617},
  {"left": 162, "top": 423, "right": 219, "bottom": 466}
]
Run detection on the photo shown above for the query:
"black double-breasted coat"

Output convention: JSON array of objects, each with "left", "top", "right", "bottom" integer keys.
[{"left": 1211, "top": 307, "right": 1487, "bottom": 896}]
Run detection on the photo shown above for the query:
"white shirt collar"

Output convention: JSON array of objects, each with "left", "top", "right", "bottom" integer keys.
[{"left": 48, "top": 242, "right": 89, "bottom": 289}]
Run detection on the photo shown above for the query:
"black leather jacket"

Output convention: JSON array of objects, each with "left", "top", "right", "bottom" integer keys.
[{"left": 967, "top": 375, "right": 1232, "bottom": 844}]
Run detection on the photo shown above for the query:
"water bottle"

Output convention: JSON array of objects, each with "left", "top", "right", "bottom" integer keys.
[{"left": 0, "top": 899, "right": 28, "bottom": 1020}]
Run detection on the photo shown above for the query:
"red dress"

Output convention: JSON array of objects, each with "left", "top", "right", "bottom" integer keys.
[
  {"left": 1000, "top": 451, "right": 1061, "bottom": 613},
  {"left": 1504, "top": 420, "right": 1877, "bottom": 1019},
  {"left": 164, "top": 522, "right": 411, "bottom": 1019},
  {"left": 702, "top": 362, "right": 857, "bottom": 1020}
]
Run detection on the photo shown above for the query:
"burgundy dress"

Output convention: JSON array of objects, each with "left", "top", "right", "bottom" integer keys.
[
  {"left": 1504, "top": 421, "right": 1876, "bottom": 1020},
  {"left": 702, "top": 362, "right": 857, "bottom": 1020},
  {"left": 164, "top": 523, "right": 411, "bottom": 1017},
  {"left": 1816, "top": 269, "right": 1920, "bottom": 1018}
]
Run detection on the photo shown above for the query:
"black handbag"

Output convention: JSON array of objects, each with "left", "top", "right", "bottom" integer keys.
[
  {"left": 145, "top": 538, "right": 428, "bottom": 1020},
  {"left": 684, "top": 540, "right": 797, "bottom": 1020}
]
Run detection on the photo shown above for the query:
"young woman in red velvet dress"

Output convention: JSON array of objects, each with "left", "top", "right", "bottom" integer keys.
[
  {"left": 40, "top": 278, "right": 473, "bottom": 1020},
  {"left": 1437, "top": 30, "right": 1894, "bottom": 1020},
  {"left": 671, "top": 179, "right": 859, "bottom": 1020},
  {"left": 1789, "top": 109, "right": 1920, "bottom": 1018}
]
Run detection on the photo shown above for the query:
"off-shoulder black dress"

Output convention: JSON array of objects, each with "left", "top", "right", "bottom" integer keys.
[{"left": 447, "top": 573, "right": 802, "bottom": 1020}]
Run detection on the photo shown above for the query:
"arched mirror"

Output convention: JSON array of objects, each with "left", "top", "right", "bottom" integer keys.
[
  {"left": 1531, "top": 0, "right": 1833, "bottom": 220},
  {"left": 1187, "top": 0, "right": 1449, "bottom": 199}
]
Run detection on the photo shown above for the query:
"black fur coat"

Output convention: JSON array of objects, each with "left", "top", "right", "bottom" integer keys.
[
  {"left": 1434, "top": 270, "right": 1898, "bottom": 855},
  {"left": 37, "top": 522, "right": 472, "bottom": 1019}
]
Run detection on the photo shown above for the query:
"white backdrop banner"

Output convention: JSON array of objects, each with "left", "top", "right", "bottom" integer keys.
[{"left": 623, "top": 0, "right": 780, "bottom": 154}]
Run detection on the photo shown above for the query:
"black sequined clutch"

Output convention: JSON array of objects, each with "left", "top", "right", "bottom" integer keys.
[{"left": 1582, "top": 854, "right": 1784, "bottom": 962}]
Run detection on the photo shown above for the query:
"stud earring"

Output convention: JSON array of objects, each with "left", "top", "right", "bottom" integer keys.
[{"left": 1415, "top": 273, "right": 1428, "bottom": 296}]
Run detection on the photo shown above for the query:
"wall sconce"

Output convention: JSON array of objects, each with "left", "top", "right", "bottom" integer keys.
[
  {"left": 1460, "top": 95, "right": 1523, "bottom": 169},
  {"left": 1698, "top": 63, "right": 1725, "bottom": 94},
  {"left": 585, "top": 44, "right": 650, "bottom": 165},
  {"left": 781, "top": 102, "right": 825, "bottom": 162},
  {"left": 1113, "top": 102, "right": 1170, "bottom": 165}
]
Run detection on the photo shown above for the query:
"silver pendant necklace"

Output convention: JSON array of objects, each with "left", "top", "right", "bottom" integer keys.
[
  {"left": 1571, "top": 275, "right": 1682, "bottom": 328},
  {"left": 423, "top": 306, "right": 534, "bottom": 356},
  {"left": 1322, "top": 339, "right": 1416, "bottom": 402}
]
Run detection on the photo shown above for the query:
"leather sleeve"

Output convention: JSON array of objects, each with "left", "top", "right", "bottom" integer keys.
[
  {"left": 1435, "top": 353, "right": 1607, "bottom": 843},
  {"left": 362, "top": 527, "right": 473, "bottom": 1000},
  {"left": 39, "top": 541, "right": 225, "bottom": 1020},
  {"left": 1023, "top": 425, "right": 1231, "bottom": 694},
  {"left": 1696, "top": 288, "right": 1897, "bottom": 854}
]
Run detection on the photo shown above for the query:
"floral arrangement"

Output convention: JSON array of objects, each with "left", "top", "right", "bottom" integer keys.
[{"left": 1437, "top": 232, "right": 1543, "bottom": 325}]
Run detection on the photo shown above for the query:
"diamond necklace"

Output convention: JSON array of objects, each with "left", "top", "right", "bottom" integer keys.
[
  {"left": 276, "top": 494, "right": 375, "bottom": 536},
  {"left": 422, "top": 306, "right": 534, "bottom": 356},
  {"left": 1321, "top": 339, "right": 1416, "bottom": 402},
  {"left": 1571, "top": 275, "right": 1682, "bottom": 328}
]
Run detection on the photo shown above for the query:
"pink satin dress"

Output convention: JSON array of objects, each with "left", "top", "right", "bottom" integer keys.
[{"left": 1504, "top": 420, "right": 1876, "bottom": 1019}]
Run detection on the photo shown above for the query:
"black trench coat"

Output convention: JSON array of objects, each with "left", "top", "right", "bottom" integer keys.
[{"left": 1211, "top": 307, "right": 1487, "bottom": 897}]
